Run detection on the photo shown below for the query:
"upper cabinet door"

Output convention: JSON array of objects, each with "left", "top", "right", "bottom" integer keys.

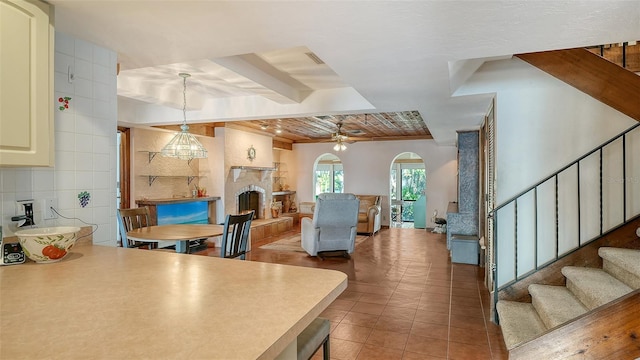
[{"left": 0, "top": 0, "right": 54, "bottom": 167}]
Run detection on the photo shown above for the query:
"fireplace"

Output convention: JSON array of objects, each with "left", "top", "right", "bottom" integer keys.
[
  {"left": 234, "top": 185, "right": 266, "bottom": 219},
  {"left": 238, "top": 191, "right": 260, "bottom": 218}
]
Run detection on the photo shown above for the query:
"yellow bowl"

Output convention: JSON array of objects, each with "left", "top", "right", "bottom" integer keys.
[{"left": 15, "top": 227, "right": 81, "bottom": 263}]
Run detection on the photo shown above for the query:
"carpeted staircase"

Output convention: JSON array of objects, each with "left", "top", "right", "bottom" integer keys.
[{"left": 497, "top": 247, "right": 640, "bottom": 350}]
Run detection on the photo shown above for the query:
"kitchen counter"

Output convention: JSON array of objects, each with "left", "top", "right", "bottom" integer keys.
[
  {"left": 0, "top": 243, "right": 347, "bottom": 359},
  {"left": 135, "top": 195, "right": 220, "bottom": 205}
]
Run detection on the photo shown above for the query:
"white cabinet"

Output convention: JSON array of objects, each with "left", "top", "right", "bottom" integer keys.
[{"left": 0, "top": 0, "right": 54, "bottom": 167}]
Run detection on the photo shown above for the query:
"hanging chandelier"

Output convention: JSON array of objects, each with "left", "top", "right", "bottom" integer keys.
[{"left": 160, "top": 73, "right": 208, "bottom": 160}]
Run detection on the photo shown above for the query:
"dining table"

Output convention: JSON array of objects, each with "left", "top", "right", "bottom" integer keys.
[{"left": 127, "top": 224, "right": 225, "bottom": 253}]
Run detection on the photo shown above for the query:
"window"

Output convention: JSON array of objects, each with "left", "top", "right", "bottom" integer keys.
[{"left": 314, "top": 154, "right": 343, "bottom": 197}]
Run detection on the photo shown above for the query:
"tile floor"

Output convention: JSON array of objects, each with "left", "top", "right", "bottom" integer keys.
[{"left": 196, "top": 226, "right": 508, "bottom": 360}]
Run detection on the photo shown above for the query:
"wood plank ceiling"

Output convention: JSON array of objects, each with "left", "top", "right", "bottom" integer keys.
[{"left": 157, "top": 111, "right": 433, "bottom": 148}]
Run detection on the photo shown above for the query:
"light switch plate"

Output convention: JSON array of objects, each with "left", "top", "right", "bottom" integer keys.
[{"left": 636, "top": 227, "right": 640, "bottom": 238}]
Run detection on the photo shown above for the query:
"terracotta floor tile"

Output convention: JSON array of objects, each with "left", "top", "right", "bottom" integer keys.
[
  {"left": 396, "top": 282, "right": 427, "bottom": 292},
  {"left": 452, "top": 287, "right": 480, "bottom": 298},
  {"left": 410, "top": 320, "right": 449, "bottom": 341},
  {"left": 449, "top": 325, "right": 489, "bottom": 346},
  {"left": 449, "top": 314, "right": 487, "bottom": 331},
  {"left": 355, "top": 344, "right": 404, "bottom": 360},
  {"left": 351, "top": 301, "right": 386, "bottom": 316},
  {"left": 341, "top": 311, "right": 380, "bottom": 328},
  {"left": 329, "top": 338, "right": 365, "bottom": 360},
  {"left": 374, "top": 316, "right": 413, "bottom": 334},
  {"left": 424, "top": 284, "right": 452, "bottom": 296},
  {"left": 404, "top": 334, "right": 448, "bottom": 358},
  {"left": 416, "top": 299, "right": 450, "bottom": 315},
  {"left": 332, "top": 323, "right": 373, "bottom": 343},
  {"left": 329, "top": 299, "right": 357, "bottom": 311},
  {"left": 338, "top": 291, "right": 364, "bottom": 302},
  {"left": 321, "top": 308, "right": 349, "bottom": 323},
  {"left": 448, "top": 341, "right": 492, "bottom": 360},
  {"left": 349, "top": 283, "right": 395, "bottom": 296},
  {"left": 413, "top": 309, "right": 450, "bottom": 326},
  {"left": 387, "top": 294, "right": 420, "bottom": 309},
  {"left": 419, "top": 292, "right": 451, "bottom": 305},
  {"left": 450, "top": 303, "right": 486, "bottom": 318},
  {"left": 358, "top": 293, "right": 391, "bottom": 305},
  {"left": 365, "top": 329, "right": 408, "bottom": 350},
  {"left": 380, "top": 305, "right": 417, "bottom": 321},
  {"left": 401, "top": 350, "right": 446, "bottom": 359}
]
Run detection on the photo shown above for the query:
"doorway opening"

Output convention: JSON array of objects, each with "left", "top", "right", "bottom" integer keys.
[{"left": 389, "top": 153, "right": 426, "bottom": 229}]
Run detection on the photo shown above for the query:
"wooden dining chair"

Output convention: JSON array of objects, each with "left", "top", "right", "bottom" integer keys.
[
  {"left": 117, "top": 206, "right": 156, "bottom": 249},
  {"left": 221, "top": 211, "right": 254, "bottom": 260}
]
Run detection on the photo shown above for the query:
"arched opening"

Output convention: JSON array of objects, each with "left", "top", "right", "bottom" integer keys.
[
  {"left": 389, "top": 152, "right": 426, "bottom": 228},
  {"left": 313, "top": 153, "right": 343, "bottom": 198}
]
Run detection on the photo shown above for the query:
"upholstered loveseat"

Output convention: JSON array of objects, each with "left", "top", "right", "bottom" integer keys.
[{"left": 355, "top": 195, "right": 381, "bottom": 235}]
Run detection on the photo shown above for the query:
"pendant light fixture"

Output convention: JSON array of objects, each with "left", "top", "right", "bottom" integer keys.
[{"left": 160, "top": 73, "right": 208, "bottom": 160}]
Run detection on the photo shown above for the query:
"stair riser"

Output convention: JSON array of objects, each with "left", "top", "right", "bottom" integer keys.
[
  {"left": 603, "top": 260, "right": 640, "bottom": 289},
  {"left": 565, "top": 279, "right": 599, "bottom": 310}
]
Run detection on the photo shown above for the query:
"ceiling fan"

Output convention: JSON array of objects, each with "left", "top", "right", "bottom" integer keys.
[{"left": 331, "top": 120, "right": 351, "bottom": 151}]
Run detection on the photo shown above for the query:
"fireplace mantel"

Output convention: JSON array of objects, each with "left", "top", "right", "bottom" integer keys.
[{"left": 230, "top": 166, "right": 276, "bottom": 182}]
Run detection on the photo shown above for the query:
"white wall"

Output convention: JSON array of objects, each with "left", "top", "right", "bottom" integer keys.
[
  {"left": 291, "top": 140, "right": 457, "bottom": 227},
  {"left": 458, "top": 57, "right": 638, "bottom": 286},
  {"left": 0, "top": 32, "right": 118, "bottom": 245}
]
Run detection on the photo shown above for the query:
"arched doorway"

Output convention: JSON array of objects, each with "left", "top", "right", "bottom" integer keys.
[{"left": 389, "top": 152, "right": 426, "bottom": 228}]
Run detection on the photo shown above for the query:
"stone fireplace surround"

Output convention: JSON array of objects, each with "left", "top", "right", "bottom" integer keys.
[{"left": 224, "top": 167, "right": 274, "bottom": 220}]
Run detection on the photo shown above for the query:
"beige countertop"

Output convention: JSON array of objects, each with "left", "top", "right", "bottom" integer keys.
[
  {"left": 0, "top": 243, "right": 347, "bottom": 359},
  {"left": 135, "top": 196, "right": 221, "bottom": 205}
]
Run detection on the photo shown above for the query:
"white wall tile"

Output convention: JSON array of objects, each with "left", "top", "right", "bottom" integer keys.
[
  {"left": 33, "top": 169, "right": 54, "bottom": 192},
  {"left": 75, "top": 39, "right": 93, "bottom": 62},
  {"left": 93, "top": 117, "right": 112, "bottom": 137},
  {"left": 75, "top": 133, "right": 93, "bottom": 153},
  {"left": 54, "top": 72, "right": 74, "bottom": 94},
  {"left": 93, "top": 64, "right": 111, "bottom": 85},
  {"left": 93, "top": 99, "right": 110, "bottom": 119},
  {"left": 93, "top": 154, "right": 110, "bottom": 172},
  {"left": 1, "top": 170, "right": 15, "bottom": 193},
  {"left": 73, "top": 96, "right": 93, "bottom": 117},
  {"left": 93, "top": 136, "right": 111, "bottom": 154},
  {"left": 75, "top": 171, "right": 93, "bottom": 190},
  {"left": 55, "top": 151, "right": 75, "bottom": 171},
  {"left": 56, "top": 190, "right": 76, "bottom": 210},
  {"left": 94, "top": 169, "right": 111, "bottom": 190},
  {"left": 15, "top": 170, "right": 32, "bottom": 193},
  {"left": 55, "top": 131, "right": 76, "bottom": 152},
  {"left": 93, "top": 46, "right": 110, "bottom": 67},
  {"left": 54, "top": 110, "right": 76, "bottom": 132},
  {"left": 75, "top": 58, "right": 92, "bottom": 80},
  {"left": 76, "top": 115, "right": 95, "bottom": 135},
  {"left": 54, "top": 52, "right": 74, "bottom": 74},
  {"left": 55, "top": 171, "right": 76, "bottom": 191},
  {"left": 55, "top": 32, "right": 74, "bottom": 56},
  {"left": 93, "top": 83, "right": 109, "bottom": 104},
  {"left": 92, "top": 189, "right": 109, "bottom": 207},
  {"left": 74, "top": 77, "right": 93, "bottom": 98},
  {"left": 76, "top": 153, "right": 93, "bottom": 172}
]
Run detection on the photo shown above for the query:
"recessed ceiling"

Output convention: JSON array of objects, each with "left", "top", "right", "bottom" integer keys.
[{"left": 49, "top": 1, "right": 640, "bottom": 145}]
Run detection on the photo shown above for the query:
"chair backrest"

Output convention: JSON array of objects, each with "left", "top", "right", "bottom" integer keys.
[
  {"left": 313, "top": 193, "right": 360, "bottom": 228},
  {"left": 117, "top": 207, "right": 152, "bottom": 248},
  {"left": 221, "top": 211, "right": 254, "bottom": 260}
]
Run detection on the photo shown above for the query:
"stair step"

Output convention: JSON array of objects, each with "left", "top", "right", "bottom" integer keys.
[
  {"left": 598, "top": 247, "right": 640, "bottom": 289},
  {"left": 528, "top": 284, "right": 588, "bottom": 329},
  {"left": 496, "top": 300, "right": 546, "bottom": 349},
  {"left": 561, "top": 266, "right": 633, "bottom": 310}
]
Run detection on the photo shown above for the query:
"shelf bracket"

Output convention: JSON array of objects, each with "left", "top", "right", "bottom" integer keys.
[
  {"left": 232, "top": 168, "right": 243, "bottom": 182},
  {"left": 148, "top": 176, "right": 158, "bottom": 186},
  {"left": 148, "top": 152, "right": 158, "bottom": 163},
  {"left": 187, "top": 176, "right": 196, "bottom": 185}
]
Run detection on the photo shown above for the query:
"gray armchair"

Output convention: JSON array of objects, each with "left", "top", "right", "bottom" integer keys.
[{"left": 301, "top": 193, "right": 360, "bottom": 257}]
